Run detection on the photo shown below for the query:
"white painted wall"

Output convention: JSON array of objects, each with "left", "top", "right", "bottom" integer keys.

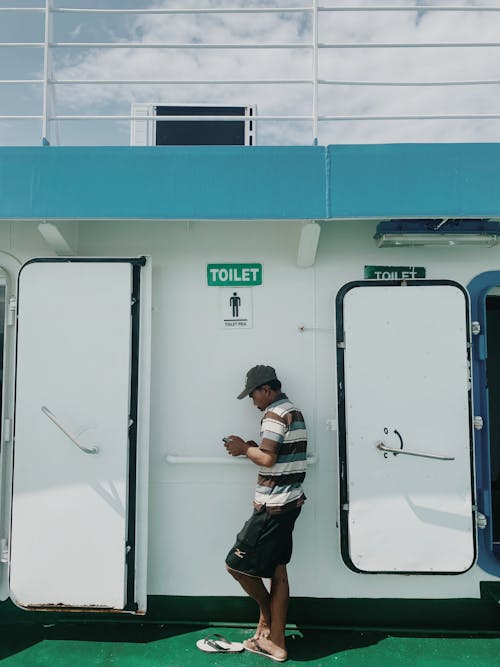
[{"left": 2, "top": 218, "right": 500, "bottom": 601}]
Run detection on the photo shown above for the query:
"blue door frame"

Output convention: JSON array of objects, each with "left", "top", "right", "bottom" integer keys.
[{"left": 468, "top": 271, "right": 500, "bottom": 576}]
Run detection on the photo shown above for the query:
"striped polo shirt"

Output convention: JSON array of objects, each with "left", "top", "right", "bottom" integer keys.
[{"left": 253, "top": 393, "right": 307, "bottom": 514}]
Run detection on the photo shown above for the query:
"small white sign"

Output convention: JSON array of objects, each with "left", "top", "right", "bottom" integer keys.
[{"left": 220, "top": 287, "right": 253, "bottom": 329}]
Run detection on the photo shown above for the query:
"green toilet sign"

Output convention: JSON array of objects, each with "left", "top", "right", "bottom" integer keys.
[
  {"left": 364, "top": 265, "right": 426, "bottom": 280},
  {"left": 207, "top": 263, "right": 262, "bottom": 286}
]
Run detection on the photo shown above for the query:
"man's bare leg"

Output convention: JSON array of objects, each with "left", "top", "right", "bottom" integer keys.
[
  {"left": 225, "top": 565, "right": 271, "bottom": 638},
  {"left": 254, "top": 613, "right": 271, "bottom": 639},
  {"left": 242, "top": 564, "right": 289, "bottom": 661}
]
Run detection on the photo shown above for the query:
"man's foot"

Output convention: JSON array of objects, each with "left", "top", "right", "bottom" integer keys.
[
  {"left": 253, "top": 616, "right": 271, "bottom": 639},
  {"left": 243, "top": 637, "right": 287, "bottom": 662}
]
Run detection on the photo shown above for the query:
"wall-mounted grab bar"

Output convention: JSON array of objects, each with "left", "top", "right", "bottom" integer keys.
[{"left": 166, "top": 453, "right": 318, "bottom": 465}]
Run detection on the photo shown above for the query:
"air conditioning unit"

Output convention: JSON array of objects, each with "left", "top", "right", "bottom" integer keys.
[{"left": 130, "top": 104, "right": 256, "bottom": 146}]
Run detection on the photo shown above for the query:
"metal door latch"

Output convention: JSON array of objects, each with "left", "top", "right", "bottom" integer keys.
[
  {"left": 474, "top": 416, "right": 484, "bottom": 430},
  {"left": 376, "top": 442, "right": 454, "bottom": 461}
]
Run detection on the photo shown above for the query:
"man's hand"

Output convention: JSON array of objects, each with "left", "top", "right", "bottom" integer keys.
[
  {"left": 224, "top": 435, "right": 248, "bottom": 457},
  {"left": 224, "top": 435, "right": 277, "bottom": 468}
]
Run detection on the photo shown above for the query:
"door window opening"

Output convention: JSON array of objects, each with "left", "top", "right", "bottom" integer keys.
[
  {"left": 467, "top": 271, "right": 500, "bottom": 576},
  {"left": 485, "top": 289, "right": 500, "bottom": 548}
]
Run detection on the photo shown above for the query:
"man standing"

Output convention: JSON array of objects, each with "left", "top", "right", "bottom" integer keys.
[{"left": 224, "top": 365, "right": 307, "bottom": 663}]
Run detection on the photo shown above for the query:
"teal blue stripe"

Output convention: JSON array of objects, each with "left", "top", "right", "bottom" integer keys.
[
  {"left": 0, "top": 147, "right": 326, "bottom": 220},
  {"left": 289, "top": 421, "right": 306, "bottom": 430},
  {"left": 329, "top": 143, "right": 500, "bottom": 218},
  {"left": 277, "top": 452, "right": 307, "bottom": 463},
  {"left": 4, "top": 145, "right": 500, "bottom": 221}
]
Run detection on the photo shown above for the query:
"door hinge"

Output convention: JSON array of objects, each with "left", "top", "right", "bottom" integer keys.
[
  {"left": 337, "top": 341, "right": 345, "bottom": 349},
  {"left": 471, "top": 321, "right": 481, "bottom": 335},
  {"left": 477, "top": 512, "right": 488, "bottom": 529},
  {"left": 474, "top": 416, "right": 484, "bottom": 430},
  {"left": 3, "top": 419, "right": 12, "bottom": 443},
  {"left": 0, "top": 538, "right": 9, "bottom": 563},
  {"left": 7, "top": 297, "right": 16, "bottom": 326}
]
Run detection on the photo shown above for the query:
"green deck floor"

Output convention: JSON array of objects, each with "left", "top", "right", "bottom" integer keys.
[{"left": 1, "top": 624, "right": 500, "bottom": 666}]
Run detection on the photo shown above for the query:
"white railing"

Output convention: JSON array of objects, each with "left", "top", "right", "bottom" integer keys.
[{"left": 2, "top": 2, "right": 500, "bottom": 146}]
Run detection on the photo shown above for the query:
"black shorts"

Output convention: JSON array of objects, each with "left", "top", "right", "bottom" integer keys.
[{"left": 225, "top": 506, "right": 301, "bottom": 579}]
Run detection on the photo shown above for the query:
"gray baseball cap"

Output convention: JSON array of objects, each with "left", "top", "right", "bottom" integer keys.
[{"left": 237, "top": 365, "right": 278, "bottom": 400}]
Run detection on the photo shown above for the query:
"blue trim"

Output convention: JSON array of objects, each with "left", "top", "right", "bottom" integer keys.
[
  {"left": 328, "top": 143, "right": 500, "bottom": 219},
  {"left": 468, "top": 272, "right": 500, "bottom": 576},
  {"left": 0, "top": 146, "right": 326, "bottom": 220},
  {"left": 2, "top": 143, "right": 500, "bottom": 221}
]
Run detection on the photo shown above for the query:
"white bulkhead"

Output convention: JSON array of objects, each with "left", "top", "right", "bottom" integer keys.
[{"left": 0, "top": 217, "right": 498, "bottom": 610}]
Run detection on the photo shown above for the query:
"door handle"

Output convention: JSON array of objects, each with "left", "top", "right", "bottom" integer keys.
[
  {"left": 376, "top": 442, "right": 454, "bottom": 461},
  {"left": 41, "top": 406, "right": 99, "bottom": 454}
]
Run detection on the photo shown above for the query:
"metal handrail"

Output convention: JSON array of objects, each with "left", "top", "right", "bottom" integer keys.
[
  {"left": 318, "top": 4, "right": 500, "bottom": 10},
  {"left": 0, "top": 116, "right": 42, "bottom": 120},
  {"left": 50, "top": 79, "right": 313, "bottom": 85},
  {"left": 47, "top": 78, "right": 500, "bottom": 87},
  {"left": 41, "top": 5, "right": 500, "bottom": 13},
  {"left": 42, "top": 41, "right": 500, "bottom": 50},
  {"left": 0, "top": 43, "right": 44, "bottom": 47},
  {"left": 0, "top": 7, "right": 45, "bottom": 11},
  {"left": 2, "top": 3, "right": 500, "bottom": 146},
  {"left": 40, "top": 113, "right": 500, "bottom": 122},
  {"left": 319, "top": 79, "right": 500, "bottom": 86},
  {"left": 41, "top": 405, "right": 99, "bottom": 455},
  {"left": 0, "top": 80, "right": 43, "bottom": 84},
  {"left": 53, "top": 7, "right": 313, "bottom": 14},
  {"left": 319, "top": 41, "right": 500, "bottom": 48},
  {"left": 49, "top": 114, "right": 312, "bottom": 121},
  {"left": 7, "top": 113, "right": 500, "bottom": 124},
  {"left": 319, "top": 113, "right": 500, "bottom": 121},
  {"left": 49, "top": 42, "right": 312, "bottom": 49},
  {"left": 2, "top": 4, "right": 497, "bottom": 13}
]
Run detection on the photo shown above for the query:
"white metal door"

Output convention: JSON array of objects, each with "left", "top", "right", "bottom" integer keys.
[
  {"left": 338, "top": 281, "right": 475, "bottom": 573},
  {"left": 10, "top": 258, "right": 151, "bottom": 610}
]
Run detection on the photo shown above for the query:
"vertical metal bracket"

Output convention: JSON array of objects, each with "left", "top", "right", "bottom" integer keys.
[
  {"left": 2, "top": 419, "right": 12, "bottom": 444},
  {"left": 7, "top": 297, "right": 16, "bottom": 326},
  {"left": 0, "top": 539, "right": 9, "bottom": 564}
]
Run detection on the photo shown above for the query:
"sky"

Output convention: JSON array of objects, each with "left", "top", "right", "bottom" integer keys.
[{"left": 1, "top": 0, "right": 500, "bottom": 146}]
